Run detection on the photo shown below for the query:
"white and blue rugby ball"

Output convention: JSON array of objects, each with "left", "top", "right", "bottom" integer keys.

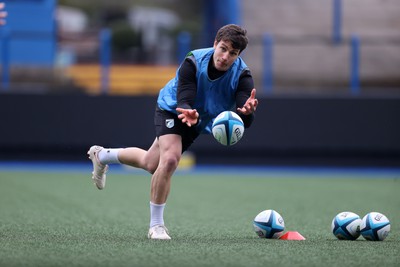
[
  {"left": 331, "top": 211, "right": 362, "bottom": 240},
  {"left": 253, "top": 209, "right": 285, "bottom": 239},
  {"left": 212, "top": 111, "right": 244, "bottom": 146},
  {"left": 360, "top": 212, "right": 390, "bottom": 241}
]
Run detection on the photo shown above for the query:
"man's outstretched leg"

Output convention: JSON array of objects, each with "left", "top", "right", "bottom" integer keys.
[{"left": 87, "top": 139, "right": 160, "bottom": 190}]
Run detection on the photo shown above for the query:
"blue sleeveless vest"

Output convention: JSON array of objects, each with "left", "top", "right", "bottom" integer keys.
[{"left": 157, "top": 47, "right": 248, "bottom": 133}]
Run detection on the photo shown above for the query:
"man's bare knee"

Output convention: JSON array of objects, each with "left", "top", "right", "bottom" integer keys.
[{"left": 162, "top": 155, "right": 180, "bottom": 173}]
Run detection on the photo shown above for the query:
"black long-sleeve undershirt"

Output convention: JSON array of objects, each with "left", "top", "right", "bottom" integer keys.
[{"left": 177, "top": 56, "right": 255, "bottom": 128}]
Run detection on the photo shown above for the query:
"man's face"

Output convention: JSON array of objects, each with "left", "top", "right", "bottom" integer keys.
[{"left": 212, "top": 40, "right": 240, "bottom": 71}]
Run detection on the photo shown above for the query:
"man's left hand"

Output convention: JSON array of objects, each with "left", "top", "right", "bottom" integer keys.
[{"left": 237, "top": 88, "right": 258, "bottom": 115}]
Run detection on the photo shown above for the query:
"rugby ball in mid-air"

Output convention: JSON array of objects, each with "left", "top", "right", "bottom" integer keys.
[
  {"left": 331, "top": 211, "right": 361, "bottom": 240},
  {"left": 253, "top": 209, "right": 285, "bottom": 239},
  {"left": 212, "top": 111, "right": 244, "bottom": 146},
  {"left": 360, "top": 212, "right": 390, "bottom": 241}
]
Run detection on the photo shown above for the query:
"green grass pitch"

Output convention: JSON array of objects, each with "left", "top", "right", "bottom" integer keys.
[{"left": 0, "top": 166, "right": 399, "bottom": 267}]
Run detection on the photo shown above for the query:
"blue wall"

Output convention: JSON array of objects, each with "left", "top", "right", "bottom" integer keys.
[{"left": 0, "top": 0, "right": 57, "bottom": 66}]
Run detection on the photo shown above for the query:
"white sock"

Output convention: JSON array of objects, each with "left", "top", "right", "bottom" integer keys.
[
  {"left": 150, "top": 202, "right": 165, "bottom": 228},
  {"left": 98, "top": 148, "right": 121, "bottom": 164}
]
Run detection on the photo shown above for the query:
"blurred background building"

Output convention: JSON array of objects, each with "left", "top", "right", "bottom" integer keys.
[{"left": 1, "top": 0, "right": 399, "bottom": 95}]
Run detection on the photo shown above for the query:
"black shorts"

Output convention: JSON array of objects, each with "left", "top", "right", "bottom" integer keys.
[{"left": 154, "top": 106, "right": 200, "bottom": 152}]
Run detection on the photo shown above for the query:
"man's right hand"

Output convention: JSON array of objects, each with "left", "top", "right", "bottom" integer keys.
[{"left": 176, "top": 108, "right": 199, "bottom": 127}]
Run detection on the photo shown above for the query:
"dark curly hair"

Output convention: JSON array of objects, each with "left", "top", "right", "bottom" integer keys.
[{"left": 214, "top": 24, "right": 249, "bottom": 53}]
